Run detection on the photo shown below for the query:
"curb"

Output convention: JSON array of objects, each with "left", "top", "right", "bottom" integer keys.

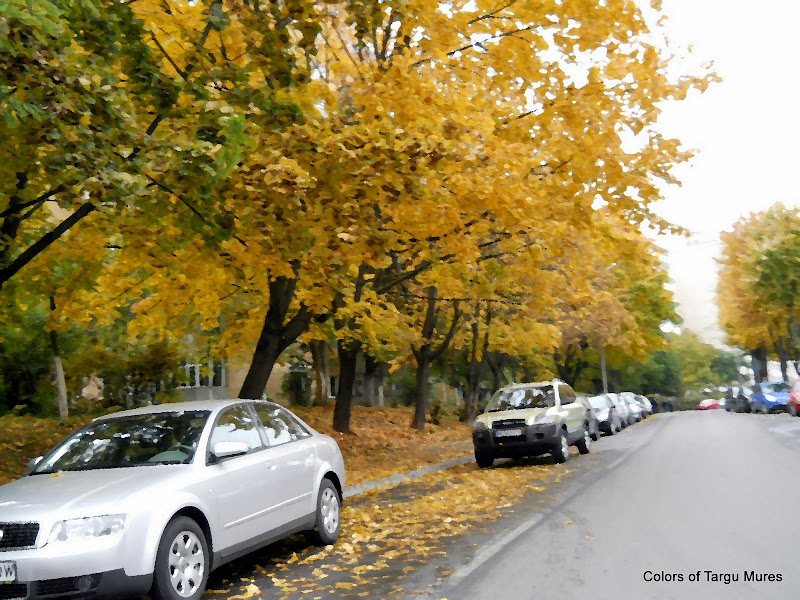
[{"left": 343, "top": 455, "right": 473, "bottom": 499}]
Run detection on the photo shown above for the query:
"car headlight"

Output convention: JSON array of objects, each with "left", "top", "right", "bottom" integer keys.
[
  {"left": 48, "top": 514, "right": 126, "bottom": 544},
  {"left": 764, "top": 394, "right": 776, "bottom": 402},
  {"left": 533, "top": 413, "right": 556, "bottom": 424},
  {"left": 473, "top": 420, "right": 488, "bottom": 431}
]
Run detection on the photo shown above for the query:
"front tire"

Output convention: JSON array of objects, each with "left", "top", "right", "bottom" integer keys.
[
  {"left": 576, "top": 430, "right": 592, "bottom": 455},
  {"left": 475, "top": 451, "right": 494, "bottom": 469},
  {"left": 552, "top": 430, "right": 570, "bottom": 464},
  {"left": 790, "top": 405, "right": 798, "bottom": 417},
  {"left": 150, "top": 517, "right": 209, "bottom": 600},
  {"left": 308, "top": 479, "right": 341, "bottom": 546}
]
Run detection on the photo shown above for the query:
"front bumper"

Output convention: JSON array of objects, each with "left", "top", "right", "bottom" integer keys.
[
  {"left": 0, "top": 569, "right": 152, "bottom": 599},
  {"left": 473, "top": 423, "right": 559, "bottom": 457},
  {"left": 0, "top": 534, "right": 151, "bottom": 599}
]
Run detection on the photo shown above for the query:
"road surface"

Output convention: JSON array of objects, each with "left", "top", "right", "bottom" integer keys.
[{"left": 435, "top": 410, "right": 800, "bottom": 600}]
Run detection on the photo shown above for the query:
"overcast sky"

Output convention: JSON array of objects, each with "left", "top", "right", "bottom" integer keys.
[{"left": 650, "top": 0, "right": 800, "bottom": 345}]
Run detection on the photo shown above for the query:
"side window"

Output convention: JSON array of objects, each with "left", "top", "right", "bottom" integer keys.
[
  {"left": 558, "top": 385, "right": 576, "bottom": 404},
  {"left": 208, "top": 405, "right": 264, "bottom": 455},
  {"left": 254, "top": 405, "right": 311, "bottom": 447}
]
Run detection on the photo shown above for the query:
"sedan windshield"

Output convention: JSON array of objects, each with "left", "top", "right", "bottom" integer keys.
[
  {"left": 32, "top": 411, "right": 211, "bottom": 474},
  {"left": 487, "top": 387, "right": 556, "bottom": 412},
  {"left": 764, "top": 382, "right": 790, "bottom": 393}
]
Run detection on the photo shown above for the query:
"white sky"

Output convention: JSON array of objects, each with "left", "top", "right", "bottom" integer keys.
[{"left": 650, "top": 0, "right": 800, "bottom": 346}]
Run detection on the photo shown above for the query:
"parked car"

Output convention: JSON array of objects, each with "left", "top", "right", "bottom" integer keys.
[
  {"left": 635, "top": 395, "right": 654, "bottom": 416},
  {"left": 789, "top": 381, "right": 800, "bottom": 416},
  {"left": 724, "top": 387, "right": 751, "bottom": 413},
  {"left": 749, "top": 381, "right": 792, "bottom": 414},
  {"left": 576, "top": 396, "right": 601, "bottom": 441},
  {"left": 0, "top": 400, "right": 345, "bottom": 600},
  {"left": 620, "top": 394, "right": 643, "bottom": 423},
  {"left": 472, "top": 381, "right": 592, "bottom": 467},
  {"left": 587, "top": 395, "right": 622, "bottom": 435},
  {"left": 607, "top": 393, "right": 631, "bottom": 428},
  {"left": 698, "top": 398, "right": 721, "bottom": 410},
  {"left": 621, "top": 392, "right": 648, "bottom": 419}
]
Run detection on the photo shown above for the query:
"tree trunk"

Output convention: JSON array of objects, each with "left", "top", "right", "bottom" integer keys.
[
  {"left": 310, "top": 340, "right": 331, "bottom": 406},
  {"left": 412, "top": 351, "right": 431, "bottom": 431},
  {"left": 487, "top": 353, "right": 504, "bottom": 392},
  {"left": 462, "top": 320, "right": 483, "bottom": 421},
  {"left": 48, "top": 297, "right": 68, "bottom": 421},
  {"left": 599, "top": 344, "right": 608, "bottom": 393},
  {"left": 333, "top": 341, "right": 360, "bottom": 433},
  {"left": 751, "top": 345, "right": 768, "bottom": 383},
  {"left": 363, "top": 354, "right": 379, "bottom": 406},
  {"left": 410, "top": 287, "right": 462, "bottom": 430},
  {"left": 238, "top": 273, "right": 312, "bottom": 399}
]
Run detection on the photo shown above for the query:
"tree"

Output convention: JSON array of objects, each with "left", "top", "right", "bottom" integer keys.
[{"left": 718, "top": 204, "right": 800, "bottom": 380}]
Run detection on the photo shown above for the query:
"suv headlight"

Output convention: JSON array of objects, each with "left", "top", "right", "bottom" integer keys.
[
  {"left": 533, "top": 413, "right": 556, "bottom": 424},
  {"left": 48, "top": 514, "right": 126, "bottom": 543},
  {"left": 473, "top": 420, "right": 488, "bottom": 431}
]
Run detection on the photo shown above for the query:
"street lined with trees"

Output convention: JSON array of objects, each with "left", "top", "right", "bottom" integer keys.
[{"left": 2, "top": 0, "right": 719, "bottom": 430}]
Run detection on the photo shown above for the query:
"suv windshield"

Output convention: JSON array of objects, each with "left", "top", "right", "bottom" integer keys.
[
  {"left": 487, "top": 387, "right": 556, "bottom": 412},
  {"left": 589, "top": 396, "right": 608, "bottom": 410},
  {"left": 32, "top": 411, "right": 211, "bottom": 474}
]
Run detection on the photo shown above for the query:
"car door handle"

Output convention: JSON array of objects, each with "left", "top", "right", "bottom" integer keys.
[{"left": 267, "top": 464, "right": 277, "bottom": 471}]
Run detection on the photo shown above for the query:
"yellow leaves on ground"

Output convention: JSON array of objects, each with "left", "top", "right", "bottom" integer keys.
[
  {"left": 0, "top": 414, "right": 92, "bottom": 485},
  {"left": 291, "top": 405, "right": 472, "bottom": 486},
  {"left": 218, "top": 462, "right": 564, "bottom": 599}
]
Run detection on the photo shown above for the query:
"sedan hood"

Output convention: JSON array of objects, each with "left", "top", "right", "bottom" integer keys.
[{"left": 0, "top": 467, "right": 189, "bottom": 522}]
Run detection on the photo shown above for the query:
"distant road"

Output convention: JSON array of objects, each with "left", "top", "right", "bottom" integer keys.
[{"left": 441, "top": 411, "right": 800, "bottom": 600}]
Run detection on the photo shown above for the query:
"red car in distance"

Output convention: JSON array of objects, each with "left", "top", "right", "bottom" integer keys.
[
  {"left": 698, "top": 398, "right": 721, "bottom": 410},
  {"left": 789, "top": 381, "right": 800, "bottom": 416}
]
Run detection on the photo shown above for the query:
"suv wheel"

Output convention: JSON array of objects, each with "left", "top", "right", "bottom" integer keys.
[
  {"left": 551, "top": 431, "right": 570, "bottom": 464},
  {"left": 790, "top": 405, "right": 798, "bottom": 417},
  {"left": 576, "top": 430, "right": 591, "bottom": 455},
  {"left": 475, "top": 451, "right": 494, "bottom": 469},
  {"left": 150, "top": 517, "right": 209, "bottom": 600},
  {"left": 308, "top": 479, "right": 341, "bottom": 546}
]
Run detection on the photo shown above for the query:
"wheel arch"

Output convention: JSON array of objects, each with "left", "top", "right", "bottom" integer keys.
[{"left": 323, "top": 471, "right": 343, "bottom": 501}]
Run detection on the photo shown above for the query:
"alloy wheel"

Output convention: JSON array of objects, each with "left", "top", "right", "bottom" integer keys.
[{"left": 167, "top": 531, "right": 205, "bottom": 598}]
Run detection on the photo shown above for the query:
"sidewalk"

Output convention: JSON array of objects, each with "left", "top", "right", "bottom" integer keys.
[{"left": 344, "top": 454, "right": 473, "bottom": 499}]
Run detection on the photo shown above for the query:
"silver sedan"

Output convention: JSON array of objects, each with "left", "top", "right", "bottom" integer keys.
[{"left": 0, "top": 399, "right": 346, "bottom": 600}]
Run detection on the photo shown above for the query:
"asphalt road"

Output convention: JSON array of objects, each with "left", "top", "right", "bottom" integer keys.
[{"left": 437, "top": 410, "right": 800, "bottom": 600}]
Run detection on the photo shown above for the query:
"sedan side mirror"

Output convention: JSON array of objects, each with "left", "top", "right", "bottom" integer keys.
[
  {"left": 25, "top": 456, "right": 43, "bottom": 475},
  {"left": 212, "top": 441, "right": 249, "bottom": 461}
]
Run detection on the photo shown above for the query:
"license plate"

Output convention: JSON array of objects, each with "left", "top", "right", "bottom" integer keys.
[
  {"left": 0, "top": 561, "right": 16, "bottom": 582},
  {"left": 494, "top": 428, "right": 523, "bottom": 437}
]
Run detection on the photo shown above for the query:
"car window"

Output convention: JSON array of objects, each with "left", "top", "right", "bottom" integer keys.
[
  {"left": 767, "top": 382, "right": 791, "bottom": 393},
  {"left": 32, "top": 411, "right": 211, "bottom": 473},
  {"left": 254, "top": 404, "right": 311, "bottom": 446},
  {"left": 208, "top": 405, "right": 264, "bottom": 455},
  {"left": 558, "top": 385, "right": 576, "bottom": 403},
  {"left": 487, "top": 387, "right": 556, "bottom": 411}
]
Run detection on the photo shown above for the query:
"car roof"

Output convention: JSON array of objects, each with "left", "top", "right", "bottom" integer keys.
[
  {"left": 498, "top": 380, "right": 565, "bottom": 391},
  {"left": 94, "top": 399, "right": 274, "bottom": 421}
]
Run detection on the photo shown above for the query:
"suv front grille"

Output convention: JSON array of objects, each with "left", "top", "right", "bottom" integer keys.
[
  {"left": 0, "top": 522, "right": 39, "bottom": 550},
  {"left": 493, "top": 419, "right": 526, "bottom": 429}
]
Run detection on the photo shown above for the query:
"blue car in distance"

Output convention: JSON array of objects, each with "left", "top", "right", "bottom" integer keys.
[{"left": 750, "top": 381, "right": 792, "bottom": 414}]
